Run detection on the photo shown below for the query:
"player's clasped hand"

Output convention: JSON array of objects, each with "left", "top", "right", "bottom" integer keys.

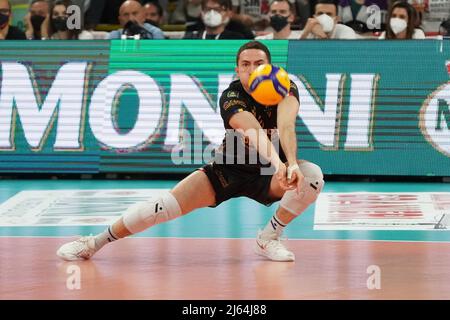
[
  {"left": 275, "top": 162, "right": 296, "bottom": 191},
  {"left": 287, "top": 163, "right": 304, "bottom": 194}
]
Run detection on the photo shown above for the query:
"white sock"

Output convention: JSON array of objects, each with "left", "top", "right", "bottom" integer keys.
[
  {"left": 94, "top": 226, "right": 119, "bottom": 250},
  {"left": 261, "top": 213, "right": 286, "bottom": 240}
]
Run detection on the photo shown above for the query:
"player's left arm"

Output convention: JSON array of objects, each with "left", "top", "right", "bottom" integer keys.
[
  {"left": 277, "top": 95, "right": 299, "bottom": 166},
  {"left": 277, "top": 85, "right": 304, "bottom": 190}
]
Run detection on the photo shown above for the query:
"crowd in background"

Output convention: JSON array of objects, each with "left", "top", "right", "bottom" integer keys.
[{"left": 0, "top": 0, "right": 449, "bottom": 40}]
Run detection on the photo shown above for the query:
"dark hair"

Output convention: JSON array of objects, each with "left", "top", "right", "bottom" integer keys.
[
  {"left": 386, "top": 1, "right": 416, "bottom": 39},
  {"left": 269, "top": 0, "right": 295, "bottom": 13},
  {"left": 145, "top": 1, "right": 163, "bottom": 17},
  {"left": 31, "top": 0, "right": 48, "bottom": 5},
  {"left": 315, "top": 0, "right": 338, "bottom": 15},
  {"left": 236, "top": 41, "right": 271, "bottom": 65},
  {"left": 202, "top": 0, "right": 232, "bottom": 11}
]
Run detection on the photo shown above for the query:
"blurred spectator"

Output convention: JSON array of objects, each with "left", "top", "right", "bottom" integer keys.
[
  {"left": 440, "top": 17, "right": 450, "bottom": 36},
  {"left": 256, "top": 0, "right": 301, "bottom": 39},
  {"left": 225, "top": 10, "right": 255, "bottom": 38},
  {"left": 379, "top": 0, "right": 425, "bottom": 39},
  {"left": 0, "top": 0, "right": 26, "bottom": 39},
  {"left": 184, "top": 0, "right": 244, "bottom": 39},
  {"left": 141, "top": 0, "right": 169, "bottom": 14},
  {"left": 408, "top": 0, "right": 424, "bottom": 28},
  {"left": 170, "top": 0, "right": 202, "bottom": 31},
  {"left": 338, "top": 0, "right": 388, "bottom": 33},
  {"left": 231, "top": 0, "right": 296, "bottom": 31},
  {"left": 301, "top": 0, "right": 357, "bottom": 38},
  {"left": 292, "top": 0, "right": 313, "bottom": 29},
  {"left": 186, "top": 0, "right": 255, "bottom": 38},
  {"left": 109, "top": 0, "right": 165, "bottom": 39},
  {"left": 24, "top": 0, "right": 49, "bottom": 39},
  {"left": 43, "top": 0, "right": 85, "bottom": 39},
  {"left": 84, "top": 0, "right": 164, "bottom": 27},
  {"left": 83, "top": 0, "right": 105, "bottom": 28},
  {"left": 409, "top": 0, "right": 450, "bottom": 34},
  {"left": 144, "top": 1, "right": 164, "bottom": 26},
  {"left": 84, "top": 0, "right": 127, "bottom": 26},
  {"left": 102, "top": 0, "right": 126, "bottom": 24}
]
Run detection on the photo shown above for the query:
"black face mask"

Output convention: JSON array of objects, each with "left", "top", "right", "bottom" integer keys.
[
  {"left": 30, "top": 14, "right": 45, "bottom": 31},
  {"left": 123, "top": 20, "right": 151, "bottom": 39},
  {"left": 0, "top": 13, "right": 9, "bottom": 29},
  {"left": 52, "top": 17, "right": 68, "bottom": 32},
  {"left": 270, "top": 14, "right": 288, "bottom": 32}
]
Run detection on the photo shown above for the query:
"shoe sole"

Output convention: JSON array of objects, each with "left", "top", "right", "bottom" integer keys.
[
  {"left": 56, "top": 249, "right": 88, "bottom": 261},
  {"left": 253, "top": 245, "right": 295, "bottom": 262}
]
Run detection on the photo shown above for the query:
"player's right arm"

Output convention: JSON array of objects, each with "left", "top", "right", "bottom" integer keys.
[
  {"left": 229, "top": 112, "right": 282, "bottom": 168},
  {"left": 228, "top": 112, "right": 291, "bottom": 189},
  {"left": 221, "top": 90, "right": 282, "bottom": 168},
  {"left": 220, "top": 89, "right": 291, "bottom": 189}
]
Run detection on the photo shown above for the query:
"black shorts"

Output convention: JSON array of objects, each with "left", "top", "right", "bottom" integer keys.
[{"left": 199, "top": 162, "right": 279, "bottom": 207}]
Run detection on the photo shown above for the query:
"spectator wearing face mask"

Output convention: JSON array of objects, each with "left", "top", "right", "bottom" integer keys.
[
  {"left": 0, "top": 0, "right": 26, "bottom": 40},
  {"left": 184, "top": 0, "right": 244, "bottom": 39},
  {"left": 41, "top": 0, "right": 86, "bottom": 40},
  {"left": 379, "top": 1, "right": 425, "bottom": 39},
  {"left": 300, "top": 0, "right": 356, "bottom": 39},
  {"left": 231, "top": 0, "right": 297, "bottom": 31},
  {"left": 24, "top": 0, "right": 49, "bottom": 40},
  {"left": 186, "top": 0, "right": 254, "bottom": 38},
  {"left": 47, "top": 0, "right": 74, "bottom": 39},
  {"left": 109, "top": 0, "right": 165, "bottom": 39},
  {"left": 256, "top": 0, "right": 300, "bottom": 39}
]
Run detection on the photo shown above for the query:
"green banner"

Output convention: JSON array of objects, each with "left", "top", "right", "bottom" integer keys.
[
  {"left": 0, "top": 41, "right": 109, "bottom": 172},
  {"left": 0, "top": 40, "right": 448, "bottom": 176},
  {"left": 103, "top": 40, "right": 288, "bottom": 173},
  {"left": 287, "top": 40, "right": 450, "bottom": 175}
]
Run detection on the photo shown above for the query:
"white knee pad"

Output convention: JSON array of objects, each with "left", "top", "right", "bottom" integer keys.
[
  {"left": 280, "top": 162, "right": 324, "bottom": 216},
  {"left": 123, "top": 192, "right": 182, "bottom": 234}
]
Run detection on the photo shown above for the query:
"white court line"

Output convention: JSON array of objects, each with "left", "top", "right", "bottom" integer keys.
[{"left": 0, "top": 235, "right": 449, "bottom": 244}]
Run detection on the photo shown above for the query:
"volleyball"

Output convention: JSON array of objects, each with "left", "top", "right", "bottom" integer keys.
[{"left": 248, "top": 64, "right": 290, "bottom": 105}]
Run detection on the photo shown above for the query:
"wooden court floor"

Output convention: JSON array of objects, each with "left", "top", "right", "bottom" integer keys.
[
  {"left": 1, "top": 237, "right": 450, "bottom": 299},
  {"left": 0, "top": 180, "right": 449, "bottom": 299}
]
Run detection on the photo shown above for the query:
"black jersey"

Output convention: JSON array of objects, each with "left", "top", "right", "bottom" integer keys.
[{"left": 213, "top": 79, "right": 300, "bottom": 170}]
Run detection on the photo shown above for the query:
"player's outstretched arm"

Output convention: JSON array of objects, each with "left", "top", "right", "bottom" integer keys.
[
  {"left": 277, "top": 95, "right": 299, "bottom": 165},
  {"left": 229, "top": 111, "right": 290, "bottom": 189},
  {"left": 229, "top": 111, "right": 281, "bottom": 167},
  {"left": 277, "top": 95, "right": 304, "bottom": 191}
]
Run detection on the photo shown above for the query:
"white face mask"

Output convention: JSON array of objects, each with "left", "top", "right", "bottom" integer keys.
[
  {"left": 203, "top": 10, "right": 223, "bottom": 27},
  {"left": 316, "top": 14, "right": 335, "bottom": 33},
  {"left": 390, "top": 17, "right": 407, "bottom": 34}
]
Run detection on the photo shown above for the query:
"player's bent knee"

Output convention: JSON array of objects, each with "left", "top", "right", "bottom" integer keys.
[
  {"left": 123, "top": 192, "right": 182, "bottom": 234},
  {"left": 299, "top": 161, "right": 324, "bottom": 182},
  {"left": 280, "top": 163, "right": 324, "bottom": 216}
]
